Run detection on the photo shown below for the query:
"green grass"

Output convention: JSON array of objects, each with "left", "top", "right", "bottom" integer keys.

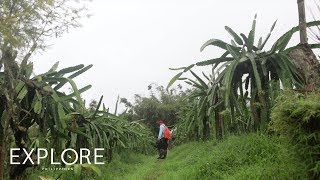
[
  {"left": 96, "top": 133, "right": 307, "bottom": 179},
  {"left": 27, "top": 133, "right": 308, "bottom": 179},
  {"left": 100, "top": 152, "right": 156, "bottom": 180}
]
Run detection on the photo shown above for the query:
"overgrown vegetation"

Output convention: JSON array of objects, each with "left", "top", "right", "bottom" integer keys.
[
  {"left": 0, "top": 48, "right": 154, "bottom": 179},
  {"left": 1, "top": 0, "right": 320, "bottom": 179},
  {"left": 0, "top": 1, "right": 154, "bottom": 179},
  {"left": 119, "top": 84, "right": 187, "bottom": 136},
  {"left": 168, "top": 18, "right": 320, "bottom": 142},
  {"left": 97, "top": 133, "right": 307, "bottom": 179},
  {"left": 270, "top": 91, "right": 320, "bottom": 178}
]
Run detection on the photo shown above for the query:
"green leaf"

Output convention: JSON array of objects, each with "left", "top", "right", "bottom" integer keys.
[
  {"left": 247, "top": 53, "right": 262, "bottom": 91},
  {"left": 190, "top": 70, "right": 208, "bottom": 89},
  {"left": 231, "top": 40, "right": 237, "bottom": 47},
  {"left": 259, "top": 20, "right": 277, "bottom": 50},
  {"left": 278, "top": 54, "right": 304, "bottom": 88},
  {"left": 257, "top": 37, "right": 262, "bottom": 49},
  {"left": 225, "top": 26, "right": 243, "bottom": 45},
  {"left": 202, "top": 72, "right": 211, "bottom": 81},
  {"left": 65, "top": 78, "right": 85, "bottom": 110},
  {"left": 223, "top": 60, "right": 239, "bottom": 107},
  {"left": 169, "top": 66, "right": 186, "bottom": 71},
  {"left": 56, "top": 64, "right": 84, "bottom": 76},
  {"left": 54, "top": 64, "right": 93, "bottom": 90},
  {"left": 69, "top": 64, "right": 93, "bottom": 79},
  {"left": 34, "top": 101, "right": 42, "bottom": 114},
  {"left": 48, "top": 61, "right": 59, "bottom": 73},
  {"left": 247, "top": 30, "right": 254, "bottom": 52},
  {"left": 196, "top": 57, "right": 233, "bottom": 66},
  {"left": 226, "top": 44, "right": 240, "bottom": 59},
  {"left": 58, "top": 103, "right": 67, "bottom": 129},
  {"left": 73, "top": 128, "right": 91, "bottom": 139},
  {"left": 92, "top": 96, "right": 103, "bottom": 119},
  {"left": 90, "top": 123, "right": 103, "bottom": 144},
  {"left": 270, "top": 19, "right": 277, "bottom": 32},
  {"left": 17, "top": 86, "right": 28, "bottom": 101},
  {"left": 260, "top": 58, "right": 268, "bottom": 76},
  {"left": 200, "top": 39, "right": 230, "bottom": 51},
  {"left": 276, "top": 29, "right": 294, "bottom": 52},
  {"left": 183, "top": 64, "right": 195, "bottom": 72},
  {"left": 272, "top": 21, "right": 320, "bottom": 52},
  {"left": 42, "top": 77, "right": 67, "bottom": 84},
  {"left": 247, "top": 16, "right": 257, "bottom": 52},
  {"left": 60, "top": 85, "right": 92, "bottom": 101},
  {"left": 15, "top": 81, "right": 25, "bottom": 94},
  {"left": 167, "top": 72, "right": 183, "bottom": 89},
  {"left": 240, "top": 33, "right": 249, "bottom": 45},
  {"left": 23, "top": 62, "right": 34, "bottom": 79}
]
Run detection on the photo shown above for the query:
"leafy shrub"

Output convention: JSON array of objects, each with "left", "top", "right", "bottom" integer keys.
[
  {"left": 190, "top": 134, "right": 306, "bottom": 179},
  {"left": 269, "top": 90, "right": 320, "bottom": 178}
]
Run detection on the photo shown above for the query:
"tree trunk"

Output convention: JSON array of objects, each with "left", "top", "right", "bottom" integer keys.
[
  {"left": 202, "top": 116, "right": 210, "bottom": 140},
  {"left": 291, "top": 1, "right": 320, "bottom": 91},
  {"left": 214, "top": 96, "right": 223, "bottom": 140},
  {"left": 215, "top": 110, "right": 223, "bottom": 141},
  {"left": 2, "top": 47, "right": 35, "bottom": 179},
  {"left": 289, "top": 45, "right": 320, "bottom": 91},
  {"left": 250, "top": 79, "right": 260, "bottom": 131},
  {"left": 297, "top": 0, "right": 308, "bottom": 44}
]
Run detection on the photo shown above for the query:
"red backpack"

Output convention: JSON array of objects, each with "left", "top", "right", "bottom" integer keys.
[{"left": 164, "top": 126, "right": 172, "bottom": 140}]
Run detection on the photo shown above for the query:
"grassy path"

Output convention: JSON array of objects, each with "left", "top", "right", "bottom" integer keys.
[
  {"left": 27, "top": 133, "right": 308, "bottom": 179},
  {"left": 142, "top": 159, "right": 164, "bottom": 180},
  {"left": 101, "top": 134, "right": 307, "bottom": 179}
]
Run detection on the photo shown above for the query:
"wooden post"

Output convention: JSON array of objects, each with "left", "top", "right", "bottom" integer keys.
[{"left": 297, "top": 0, "right": 308, "bottom": 44}]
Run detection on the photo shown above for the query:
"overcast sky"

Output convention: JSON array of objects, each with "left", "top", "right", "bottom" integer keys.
[{"left": 32, "top": 0, "right": 318, "bottom": 112}]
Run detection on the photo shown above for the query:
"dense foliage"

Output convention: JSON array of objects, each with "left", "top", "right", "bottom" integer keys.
[
  {"left": 0, "top": 1, "right": 154, "bottom": 179},
  {"left": 0, "top": 47, "right": 153, "bottom": 179},
  {"left": 270, "top": 91, "right": 320, "bottom": 178},
  {"left": 0, "top": 0, "right": 89, "bottom": 51},
  {"left": 169, "top": 18, "right": 320, "bottom": 141},
  {"left": 119, "top": 84, "right": 187, "bottom": 136}
]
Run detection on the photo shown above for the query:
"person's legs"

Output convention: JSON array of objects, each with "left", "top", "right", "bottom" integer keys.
[
  {"left": 159, "top": 149, "right": 165, "bottom": 158},
  {"left": 156, "top": 140, "right": 162, "bottom": 159},
  {"left": 160, "top": 138, "right": 169, "bottom": 159},
  {"left": 160, "top": 139, "right": 165, "bottom": 158},
  {"left": 157, "top": 139, "right": 167, "bottom": 159},
  {"left": 157, "top": 140, "right": 166, "bottom": 158}
]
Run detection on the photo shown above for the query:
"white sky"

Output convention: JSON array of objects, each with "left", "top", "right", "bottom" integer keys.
[{"left": 32, "top": 0, "right": 318, "bottom": 112}]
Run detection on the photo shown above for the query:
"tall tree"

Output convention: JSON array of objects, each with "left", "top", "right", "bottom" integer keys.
[
  {"left": 120, "top": 84, "right": 187, "bottom": 136},
  {"left": 0, "top": 1, "right": 89, "bottom": 179},
  {"left": 289, "top": 0, "right": 320, "bottom": 91}
]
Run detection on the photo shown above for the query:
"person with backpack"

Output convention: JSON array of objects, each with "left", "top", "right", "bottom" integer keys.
[{"left": 156, "top": 120, "right": 171, "bottom": 159}]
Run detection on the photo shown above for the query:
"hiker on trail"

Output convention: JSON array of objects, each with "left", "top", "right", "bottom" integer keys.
[{"left": 156, "top": 120, "right": 170, "bottom": 159}]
